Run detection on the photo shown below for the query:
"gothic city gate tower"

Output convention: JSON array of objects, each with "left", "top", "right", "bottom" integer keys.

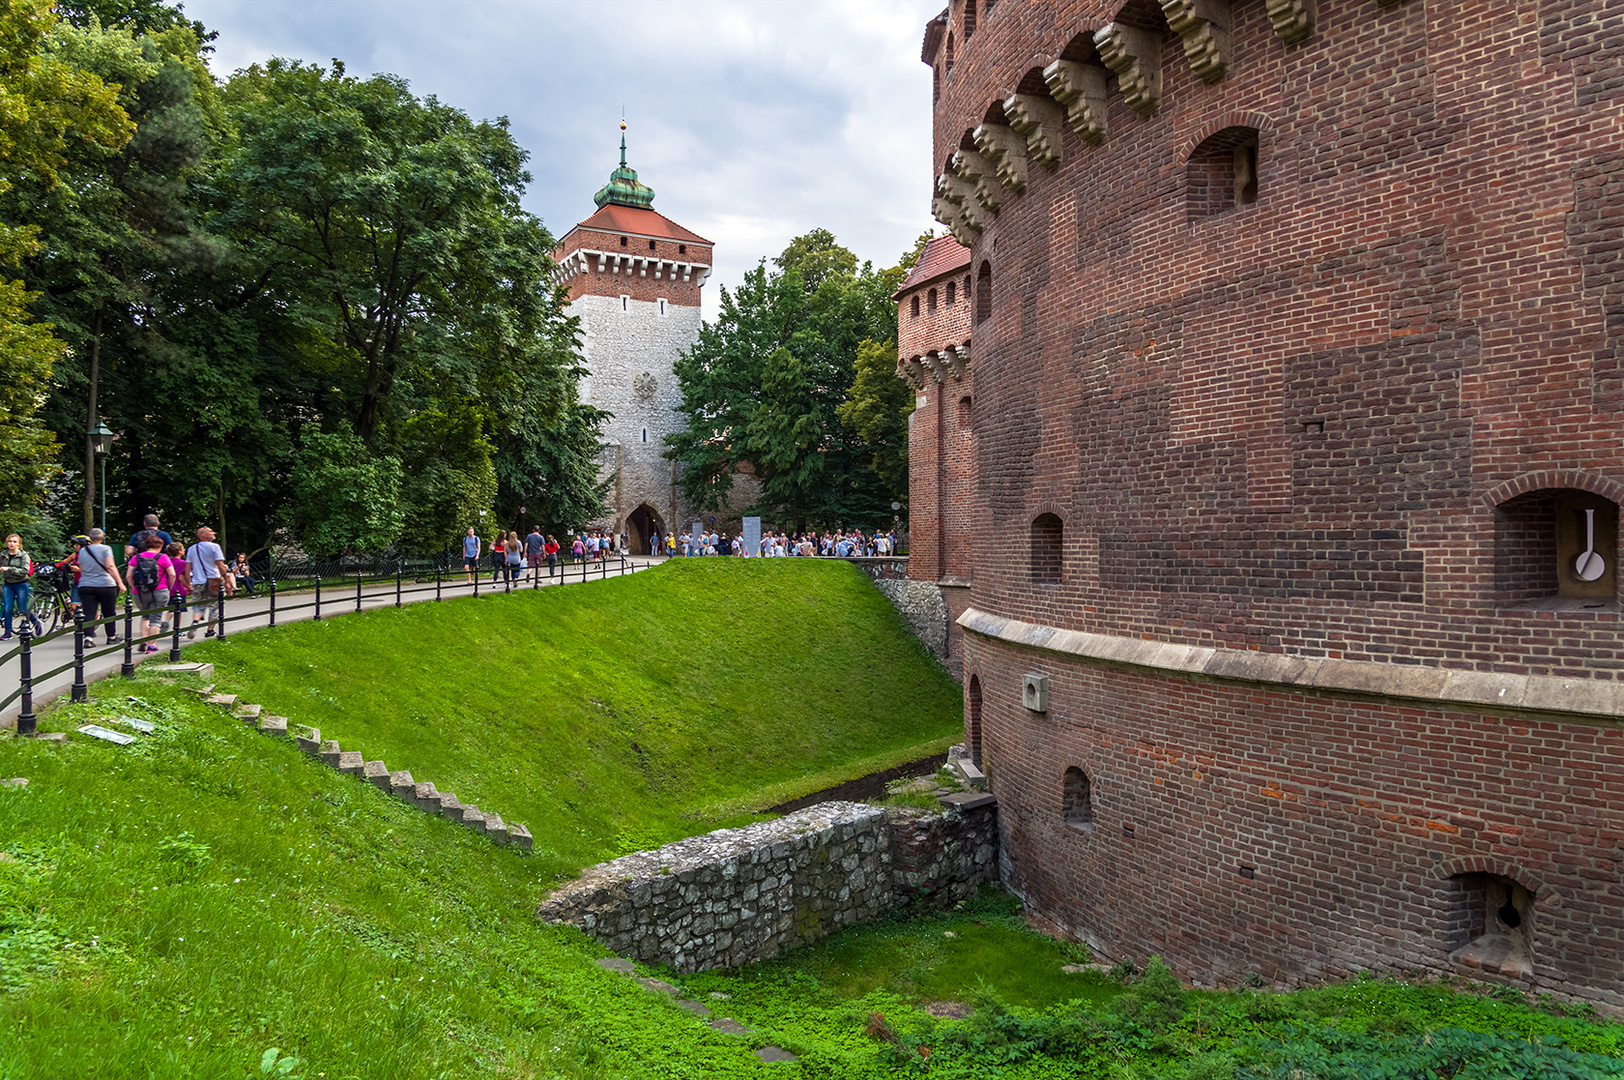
[{"left": 553, "top": 123, "right": 712, "bottom": 554}]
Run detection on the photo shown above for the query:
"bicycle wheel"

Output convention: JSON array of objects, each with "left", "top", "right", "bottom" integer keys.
[{"left": 41, "top": 592, "right": 69, "bottom": 635}]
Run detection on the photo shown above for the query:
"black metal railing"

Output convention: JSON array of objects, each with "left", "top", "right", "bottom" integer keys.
[{"left": 1, "top": 550, "right": 643, "bottom": 732}]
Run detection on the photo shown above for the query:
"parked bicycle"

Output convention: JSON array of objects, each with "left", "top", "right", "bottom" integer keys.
[{"left": 27, "top": 563, "right": 76, "bottom": 635}]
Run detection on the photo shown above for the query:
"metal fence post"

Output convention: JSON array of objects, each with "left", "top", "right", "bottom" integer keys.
[
  {"left": 356, "top": 567, "right": 363, "bottom": 614},
  {"left": 70, "top": 606, "right": 87, "bottom": 703},
  {"left": 474, "top": 563, "right": 480, "bottom": 598},
  {"left": 16, "top": 619, "right": 35, "bottom": 736},
  {"left": 169, "top": 592, "right": 183, "bottom": 661},
  {"left": 314, "top": 574, "right": 322, "bottom": 621},
  {"left": 121, "top": 592, "right": 135, "bottom": 678},
  {"left": 435, "top": 561, "right": 442, "bottom": 602},
  {"left": 269, "top": 573, "right": 277, "bottom": 628},
  {"left": 396, "top": 560, "right": 402, "bottom": 608},
  {"left": 217, "top": 581, "right": 226, "bottom": 639}
]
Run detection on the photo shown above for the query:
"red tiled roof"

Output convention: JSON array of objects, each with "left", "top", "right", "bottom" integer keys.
[
  {"left": 894, "top": 234, "right": 971, "bottom": 298},
  {"left": 563, "top": 204, "right": 712, "bottom": 246}
]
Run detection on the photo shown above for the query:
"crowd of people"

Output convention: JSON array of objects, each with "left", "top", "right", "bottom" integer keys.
[
  {"left": 2, "top": 513, "right": 907, "bottom": 646},
  {"left": 1, "top": 514, "right": 240, "bottom": 648},
  {"left": 664, "top": 528, "right": 898, "bottom": 558}
]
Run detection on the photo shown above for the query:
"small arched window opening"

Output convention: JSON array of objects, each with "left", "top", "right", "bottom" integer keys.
[
  {"left": 975, "top": 261, "right": 992, "bottom": 324},
  {"left": 910, "top": 295, "right": 920, "bottom": 318},
  {"left": 927, "top": 287, "right": 938, "bottom": 312},
  {"left": 1495, "top": 488, "right": 1619, "bottom": 608},
  {"left": 956, "top": 395, "right": 972, "bottom": 429},
  {"left": 1031, "top": 513, "right": 1062, "bottom": 584},
  {"left": 1062, "top": 767, "right": 1093, "bottom": 833},
  {"left": 620, "top": 295, "right": 629, "bottom": 312},
  {"left": 1186, "top": 126, "right": 1260, "bottom": 222},
  {"left": 966, "top": 675, "right": 982, "bottom": 767},
  {"left": 1447, "top": 873, "right": 1534, "bottom": 977},
  {"left": 620, "top": 235, "right": 629, "bottom": 247},
  {"left": 648, "top": 240, "right": 656, "bottom": 251},
  {"left": 964, "top": 0, "right": 977, "bottom": 39},
  {"left": 641, "top": 428, "right": 649, "bottom": 443},
  {"left": 945, "top": 32, "right": 955, "bottom": 74},
  {"left": 678, "top": 244, "right": 687, "bottom": 254},
  {"left": 946, "top": 281, "right": 956, "bottom": 305}
]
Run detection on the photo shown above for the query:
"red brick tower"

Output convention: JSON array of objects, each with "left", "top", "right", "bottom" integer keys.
[
  {"left": 553, "top": 124, "right": 713, "bottom": 553},
  {"left": 896, "top": 236, "right": 975, "bottom": 674},
  {"left": 913, "top": 0, "right": 1624, "bottom": 1010}
]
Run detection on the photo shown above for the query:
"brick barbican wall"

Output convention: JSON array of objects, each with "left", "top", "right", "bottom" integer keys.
[
  {"left": 924, "top": 0, "right": 1624, "bottom": 1005},
  {"left": 899, "top": 269, "right": 977, "bottom": 669}
]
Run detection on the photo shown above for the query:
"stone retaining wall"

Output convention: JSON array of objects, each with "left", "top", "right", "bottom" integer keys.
[{"left": 539, "top": 794, "right": 999, "bottom": 972}]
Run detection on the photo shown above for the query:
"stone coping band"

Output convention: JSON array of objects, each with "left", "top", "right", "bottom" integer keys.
[{"left": 957, "top": 607, "right": 1624, "bottom": 723}]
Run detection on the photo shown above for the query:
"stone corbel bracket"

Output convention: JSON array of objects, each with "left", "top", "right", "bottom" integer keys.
[
  {"left": 1002, "top": 94, "right": 1065, "bottom": 170},
  {"left": 920, "top": 352, "right": 947, "bottom": 383},
  {"left": 1161, "top": 0, "right": 1232, "bottom": 84},
  {"left": 1042, "top": 60, "right": 1109, "bottom": 146},
  {"left": 1264, "top": 0, "right": 1315, "bottom": 44},
  {"left": 950, "top": 149, "right": 1004, "bottom": 215},
  {"left": 1094, "top": 23, "right": 1162, "bottom": 118},
  {"left": 898, "top": 357, "right": 929, "bottom": 390},
  {"left": 933, "top": 175, "right": 985, "bottom": 246},
  {"left": 943, "top": 343, "right": 971, "bottom": 381},
  {"left": 972, "top": 123, "right": 1029, "bottom": 194}
]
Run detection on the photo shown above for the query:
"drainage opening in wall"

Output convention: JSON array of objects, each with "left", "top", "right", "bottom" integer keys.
[{"left": 1447, "top": 873, "right": 1534, "bottom": 978}]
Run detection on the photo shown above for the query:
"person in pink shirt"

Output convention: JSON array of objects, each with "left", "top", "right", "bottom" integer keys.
[{"left": 126, "top": 530, "right": 175, "bottom": 652}]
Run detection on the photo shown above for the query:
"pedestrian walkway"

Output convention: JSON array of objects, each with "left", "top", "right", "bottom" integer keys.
[{"left": 2, "top": 556, "right": 661, "bottom": 728}]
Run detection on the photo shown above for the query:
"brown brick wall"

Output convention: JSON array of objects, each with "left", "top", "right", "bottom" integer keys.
[{"left": 923, "top": 0, "right": 1624, "bottom": 1004}]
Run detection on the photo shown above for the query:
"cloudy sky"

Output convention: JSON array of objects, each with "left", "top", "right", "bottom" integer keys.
[{"left": 186, "top": 0, "right": 945, "bottom": 319}]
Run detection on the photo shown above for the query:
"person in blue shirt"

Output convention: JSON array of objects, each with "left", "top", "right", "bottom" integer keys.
[
  {"left": 123, "top": 513, "right": 173, "bottom": 559},
  {"left": 461, "top": 527, "right": 481, "bottom": 584}
]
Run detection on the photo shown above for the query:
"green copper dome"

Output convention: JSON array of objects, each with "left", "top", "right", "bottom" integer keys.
[{"left": 593, "top": 129, "right": 656, "bottom": 210}]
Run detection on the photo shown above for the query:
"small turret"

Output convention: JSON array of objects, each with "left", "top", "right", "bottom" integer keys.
[{"left": 594, "top": 120, "right": 656, "bottom": 209}]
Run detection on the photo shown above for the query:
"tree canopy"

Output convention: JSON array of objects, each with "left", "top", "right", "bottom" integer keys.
[
  {"left": 0, "top": 5, "right": 607, "bottom": 556},
  {"left": 666, "top": 229, "right": 921, "bottom": 531}
]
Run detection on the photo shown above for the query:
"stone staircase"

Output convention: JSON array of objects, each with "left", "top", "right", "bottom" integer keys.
[{"left": 156, "top": 663, "right": 532, "bottom": 851}]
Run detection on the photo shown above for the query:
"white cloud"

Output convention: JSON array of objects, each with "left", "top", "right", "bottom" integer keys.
[{"left": 186, "top": 0, "right": 944, "bottom": 320}]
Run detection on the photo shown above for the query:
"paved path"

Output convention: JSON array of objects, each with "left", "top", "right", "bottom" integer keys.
[{"left": 2, "top": 556, "right": 662, "bottom": 727}]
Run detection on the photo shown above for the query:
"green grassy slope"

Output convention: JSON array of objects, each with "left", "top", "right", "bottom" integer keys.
[{"left": 188, "top": 559, "right": 965, "bottom": 877}]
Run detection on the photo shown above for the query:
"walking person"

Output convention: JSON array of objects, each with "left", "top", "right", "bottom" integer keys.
[
  {"left": 525, "top": 525, "right": 544, "bottom": 584},
  {"left": 123, "top": 513, "right": 173, "bottom": 560},
  {"left": 75, "top": 528, "right": 126, "bottom": 646},
  {"left": 490, "top": 533, "right": 506, "bottom": 582},
  {"left": 184, "top": 527, "right": 226, "bottom": 639},
  {"left": 165, "top": 541, "right": 189, "bottom": 624},
  {"left": 125, "top": 530, "right": 174, "bottom": 653},
  {"left": 504, "top": 531, "right": 523, "bottom": 583},
  {"left": 544, "top": 534, "right": 559, "bottom": 578},
  {"left": 1, "top": 533, "right": 41, "bottom": 640},
  {"left": 461, "top": 527, "right": 481, "bottom": 585}
]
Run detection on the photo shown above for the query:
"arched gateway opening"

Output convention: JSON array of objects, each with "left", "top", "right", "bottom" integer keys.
[{"left": 627, "top": 503, "right": 666, "bottom": 557}]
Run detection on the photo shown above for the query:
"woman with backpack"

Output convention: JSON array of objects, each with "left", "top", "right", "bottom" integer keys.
[{"left": 125, "top": 531, "right": 175, "bottom": 653}]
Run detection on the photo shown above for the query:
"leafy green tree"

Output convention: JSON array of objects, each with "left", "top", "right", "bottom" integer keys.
[
  {"left": 0, "top": 0, "right": 131, "bottom": 523},
  {"left": 667, "top": 230, "right": 908, "bottom": 530},
  {"left": 288, "top": 429, "right": 403, "bottom": 557},
  {"left": 398, "top": 404, "right": 498, "bottom": 553},
  {"left": 836, "top": 337, "right": 912, "bottom": 508}
]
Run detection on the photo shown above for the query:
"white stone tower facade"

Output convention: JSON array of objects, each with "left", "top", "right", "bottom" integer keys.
[{"left": 553, "top": 128, "right": 712, "bottom": 554}]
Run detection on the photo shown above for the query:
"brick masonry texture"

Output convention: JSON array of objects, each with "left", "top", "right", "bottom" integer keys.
[
  {"left": 537, "top": 799, "right": 999, "bottom": 973},
  {"left": 917, "top": 0, "right": 1624, "bottom": 1006}
]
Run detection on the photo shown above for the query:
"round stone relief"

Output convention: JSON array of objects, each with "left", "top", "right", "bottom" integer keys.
[{"left": 633, "top": 371, "right": 658, "bottom": 400}]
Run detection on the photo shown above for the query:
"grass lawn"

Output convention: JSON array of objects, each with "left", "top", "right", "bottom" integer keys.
[
  {"left": 186, "top": 558, "right": 966, "bottom": 879},
  {"left": 2, "top": 560, "right": 1620, "bottom": 1078}
]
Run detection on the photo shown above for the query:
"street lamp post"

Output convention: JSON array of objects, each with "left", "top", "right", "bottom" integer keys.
[{"left": 88, "top": 421, "right": 117, "bottom": 533}]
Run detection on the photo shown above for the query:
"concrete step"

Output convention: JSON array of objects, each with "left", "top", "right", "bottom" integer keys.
[
  {"left": 410, "top": 781, "right": 438, "bottom": 807},
  {"left": 363, "top": 761, "right": 390, "bottom": 789},
  {"left": 234, "top": 703, "right": 262, "bottom": 723},
  {"left": 508, "top": 822, "right": 533, "bottom": 852},
  {"left": 595, "top": 957, "right": 636, "bottom": 975},
  {"left": 258, "top": 715, "right": 288, "bottom": 738},
  {"left": 754, "top": 1047, "right": 798, "bottom": 1063},
  {"left": 335, "top": 751, "right": 364, "bottom": 777},
  {"left": 709, "top": 1017, "right": 753, "bottom": 1036},
  {"left": 387, "top": 771, "right": 415, "bottom": 802},
  {"left": 458, "top": 804, "right": 488, "bottom": 832},
  {"left": 146, "top": 662, "right": 214, "bottom": 680},
  {"left": 204, "top": 693, "right": 238, "bottom": 708},
  {"left": 433, "top": 792, "right": 462, "bottom": 819},
  {"left": 294, "top": 726, "right": 322, "bottom": 754}
]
